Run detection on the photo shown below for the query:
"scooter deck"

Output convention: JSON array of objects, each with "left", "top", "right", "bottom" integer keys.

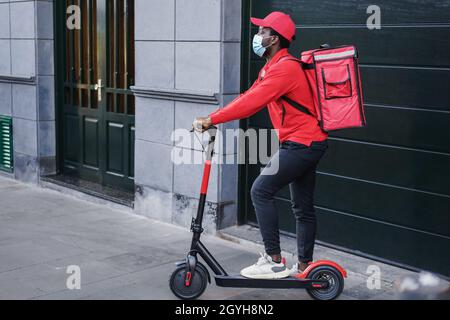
[{"left": 214, "top": 275, "right": 329, "bottom": 289}]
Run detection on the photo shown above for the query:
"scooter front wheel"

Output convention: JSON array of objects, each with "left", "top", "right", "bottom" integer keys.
[
  {"left": 306, "top": 265, "right": 345, "bottom": 300},
  {"left": 170, "top": 264, "right": 208, "bottom": 300}
]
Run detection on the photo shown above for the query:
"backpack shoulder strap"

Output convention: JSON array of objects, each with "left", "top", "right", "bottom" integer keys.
[
  {"left": 279, "top": 56, "right": 314, "bottom": 69},
  {"left": 282, "top": 96, "right": 313, "bottom": 117},
  {"left": 278, "top": 56, "right": 302, "bottom": 64},
  {"left": 277, "top": 56, "right": 314, "bottom": 118}
]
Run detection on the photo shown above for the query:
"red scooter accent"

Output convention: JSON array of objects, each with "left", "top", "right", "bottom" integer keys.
[
  {"left": 295, "top": 260, "right": 347, "bottom": 280},
  {"left": 185, "top": 272, "right": 192, "bottom": 287},
  {"left": 200, "top": 160, "right": 212, "bottom": 195}
]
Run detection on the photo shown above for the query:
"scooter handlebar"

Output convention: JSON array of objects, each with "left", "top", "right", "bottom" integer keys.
[{"left": 190, "top": 125, "right": 218, "bottom": 133}]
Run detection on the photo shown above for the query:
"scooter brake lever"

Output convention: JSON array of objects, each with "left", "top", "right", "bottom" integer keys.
[{"left": 190, "top": 126, "right": 215, "bottom": 133}]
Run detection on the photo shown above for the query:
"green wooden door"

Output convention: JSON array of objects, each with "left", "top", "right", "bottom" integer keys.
[
  {"left": 57, "top": 0, "right": 135, "bottom": 191},
  {"left": 240, "top": 0, "right": 450, "bottom": 277}
]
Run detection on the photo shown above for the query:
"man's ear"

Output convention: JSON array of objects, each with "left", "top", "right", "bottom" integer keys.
[{"left": 271, "top": 35, "right": 280, "bottom": 46}]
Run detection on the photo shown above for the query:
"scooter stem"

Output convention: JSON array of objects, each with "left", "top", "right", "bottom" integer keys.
[{"left": 191, "top": 126, "right": 218, "bottom": 240}]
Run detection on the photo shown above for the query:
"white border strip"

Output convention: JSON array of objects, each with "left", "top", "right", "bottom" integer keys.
[{"left": 314, "top": 50, "right": 355, "bottom": 61}]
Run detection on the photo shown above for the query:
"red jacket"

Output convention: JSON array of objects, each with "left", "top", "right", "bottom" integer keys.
[{"left": 209, "top": 48, "right": 328, "bottom": 146}]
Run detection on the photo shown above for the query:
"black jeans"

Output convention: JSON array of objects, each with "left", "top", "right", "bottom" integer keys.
[{"left": 250, "top": 140, "right": 328, "bottom": 263}]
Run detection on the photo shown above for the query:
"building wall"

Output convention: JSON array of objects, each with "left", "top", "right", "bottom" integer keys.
[
  {"left": 0, "top": 0, "right": 243, "bottom": 233},
  {"left": 0, "top": 0, "right": 56, "bottom": 183},
  {"left": 132, "top": 0, "right": 242, "bottom": 232}
]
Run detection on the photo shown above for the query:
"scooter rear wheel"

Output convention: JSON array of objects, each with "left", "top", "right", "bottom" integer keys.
[
  {"left": 306, "top": 265, "right": 344, "bottom": 300},
  {"left": 170, "top": 265, "right": 208, "bottom": 300}
]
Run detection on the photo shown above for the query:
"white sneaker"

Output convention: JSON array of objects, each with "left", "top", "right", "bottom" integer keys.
[
  {"left": 289, "top": 263, "right": 300, "bottom": 277},
  {"left": 240, "top": 253, "right": 291, "bottom": 279},
  {"left": 289, "top": 262, "right": 311, "bottom": 277}
]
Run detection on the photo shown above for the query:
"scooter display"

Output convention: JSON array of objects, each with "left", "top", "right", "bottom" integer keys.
[{"left": 170, "top": 126, "right": 347, "bottom": 300}]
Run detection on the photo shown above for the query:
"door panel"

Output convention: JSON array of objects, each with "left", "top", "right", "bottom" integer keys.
[
  {"left": 107, "top": 122, "right": 124, "bottom": 174},
  {"left": 290, "top": 27, "right": 450, "bottom": 67},
  {"left": 60, "top": 0, "right": 135, "bottom": 191},
  {"left": 83, "top": 117, "right": 99, "bottom": 168},
  {"left": 64, "top": 115, "right": 80, "bottom": 163},
  {"left": 256, "top": 0, "right": 450, "bottom": 25}
]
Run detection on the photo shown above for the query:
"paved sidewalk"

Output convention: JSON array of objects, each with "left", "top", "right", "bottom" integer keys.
[{"left": 0, "top": 175, "right": 430, "bottom": 300}]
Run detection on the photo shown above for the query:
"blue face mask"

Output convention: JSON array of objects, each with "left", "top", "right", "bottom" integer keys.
[{"left": 252, "top": 34, "right": 273, "bottom": 57}]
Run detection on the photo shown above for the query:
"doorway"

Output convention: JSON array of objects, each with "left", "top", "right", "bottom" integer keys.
[{"left": 55, "top": 0, "right": 135, "bottom": 192}]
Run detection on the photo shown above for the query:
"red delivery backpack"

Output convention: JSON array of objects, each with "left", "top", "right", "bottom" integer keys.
[{"left": 281, "top": 44, "right": 366, "bottom": 132}]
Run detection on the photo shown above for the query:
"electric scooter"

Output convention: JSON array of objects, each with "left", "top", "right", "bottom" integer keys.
[{"left": 169, "top": 126, "right": 347, "bottom": 300}]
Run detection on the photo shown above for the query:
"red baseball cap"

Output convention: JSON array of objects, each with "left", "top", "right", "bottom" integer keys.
[{"left": 251, "top": 12, "right": 296, "bottom": 42}]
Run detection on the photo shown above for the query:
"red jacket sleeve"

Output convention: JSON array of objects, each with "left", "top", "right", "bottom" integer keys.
[
  {"left": 209, "top": 79, "right": 259, "bottom": 119},
  {"left": 208, "top": 62, "right": 298, "bottom": 125}
]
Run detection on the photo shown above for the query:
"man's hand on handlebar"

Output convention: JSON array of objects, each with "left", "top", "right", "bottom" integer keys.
[{"left": 192, "top": 117, "right": 213, "bottom": 133}]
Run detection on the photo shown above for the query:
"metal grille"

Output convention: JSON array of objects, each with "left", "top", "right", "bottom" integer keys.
[{"left": 0, "top": 116, "right": 13, "bottom": 173}]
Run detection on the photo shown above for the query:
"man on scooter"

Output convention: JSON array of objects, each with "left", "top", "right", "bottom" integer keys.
[{"left": 194, "top": 11, "right": 329, "bottom": 280}]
